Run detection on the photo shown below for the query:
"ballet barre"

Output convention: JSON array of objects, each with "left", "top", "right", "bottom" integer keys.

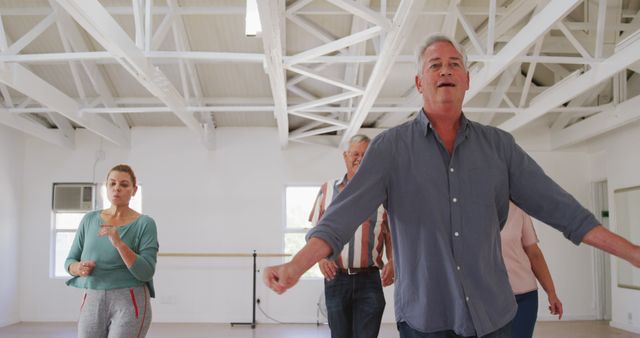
[{"left": 158, "top": 251, "right": 291, "bottom": 328}]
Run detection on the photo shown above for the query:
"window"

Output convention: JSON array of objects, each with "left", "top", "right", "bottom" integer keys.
[
  {"left": 52, "top": 184, "right": 142, "bottom": 278},
  {"left": 284, "top": 185, "right": 322, "bottom": 279}
]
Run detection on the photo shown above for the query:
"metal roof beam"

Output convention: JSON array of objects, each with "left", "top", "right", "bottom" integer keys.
[
  {"left": 285, "top": 26, "right": 382, "bottom": 66},
  {"left": 0, "top": 14, "right": 15, "bottom": 108},
  {"left": 550, "top": 94, "right": 640, "bottom": 149},
  {"left": 0, "top": 63, "right": 125, "bottom": 145},
  {"left": 339, "top": 0, "right": 424, "bottom": 147},
  {"left": 6, "top": 12, "right": 56, "bottom": 55},
  {"left": 51, "top": 0, "right": 130, "bottom": 144},
  {"left": 464, "top": 0, "right": 582, "bottom": 104},
  {"left": 257, "top": 0, "right": 289, "bottom": 148},
  {"left": 0, "top": 109, "right": 73, "bottom": 148},
  {"left": 286, "top": 65, "right": 364, "bottom": 93},
  {"left": 55, "top": 0, "right": 206, "bottom": 144},
  {"left": 499, "top": 35, "right": 640, "bottom": 132},
  {"left": 169, "top": 0, "right": 215, "bottom": 149},
  {"left": 324, "top": 0, "right": 392, "bottom": 31}
]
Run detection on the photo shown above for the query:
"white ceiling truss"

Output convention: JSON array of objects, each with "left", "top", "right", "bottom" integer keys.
[{"left": 0, "top": 0, "right": 639, "bottom": 150}]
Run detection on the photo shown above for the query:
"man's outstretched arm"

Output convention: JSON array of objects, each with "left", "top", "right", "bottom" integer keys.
[
  {"left": 583, "top": 225, "right": 640, "bottom": 268},
  {"left": 263, "top": 238, "right": 332, "bottom": 294}
]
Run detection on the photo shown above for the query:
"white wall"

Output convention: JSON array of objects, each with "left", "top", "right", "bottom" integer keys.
[
  {"left": 527, "top": 151, "right": 598, "bottom": 320},
  {"left": 14, "top": 126, "right": 611, "bottom": 326},
  {"left": 18, "top": 127, "right": 397, "bottom": 324},
  {"left": 0, "top": 125, "right": 24, "bottom": 327},
  {"left": 587, "top": 121, "right": 640, "bottom": 334}
]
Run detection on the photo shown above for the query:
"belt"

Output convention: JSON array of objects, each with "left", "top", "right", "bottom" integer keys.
[{"left": 339, "top": 267, "right": 379, "bottom": 275}]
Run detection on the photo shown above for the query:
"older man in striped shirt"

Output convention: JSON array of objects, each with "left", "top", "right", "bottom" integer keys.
[{"left": 308, "top": 134, "right": 394, "bottom": 338}]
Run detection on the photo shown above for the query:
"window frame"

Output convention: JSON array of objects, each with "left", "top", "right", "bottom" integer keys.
[{"left": 283, "top": 184, "right": 322, "bottom": 279}]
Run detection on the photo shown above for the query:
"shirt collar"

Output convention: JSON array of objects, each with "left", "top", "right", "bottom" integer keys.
[
  {"left": 336, "top": 174, "right": 349, "bottom": 187},
  {"left": 416, "top": 108, "right": 471, "bottom": 136}
]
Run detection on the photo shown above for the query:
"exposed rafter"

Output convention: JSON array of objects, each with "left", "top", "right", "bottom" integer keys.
[
  {"left": 257, "top": 0, "right": 289, "bottom": 148},
  {"left": 551, "top": 94, "right": 640, "bottom": 149},
  {"left": 50, "top": 0, "right": 131, "bottom": 145},
  {"left": 464, "top": 0, "right": 582, "bottom": 104},
  {"left": 499, "top": 33, "right": 640, "bottom": 132},
  {"left": 0, "top": 63, "right": 125, "bottom": 146},
  {"left": 54, "top": 0, "right": 209, "bottom": 147},
  {"left": 0, "top": 108, "right": 73, "bottom": 148},
  {"left": 168, "top": 0, "right": 216, "bottom": 149},
  {"left": 339, "top": 0, "right": 425, "bottom": 147},
  {"left": 0, "top": 0, "right": 637, "bottom": 151}
]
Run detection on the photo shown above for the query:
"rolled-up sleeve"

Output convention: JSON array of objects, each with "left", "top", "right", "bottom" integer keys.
[{"left": 505, "top": 134, "right": 599, "bottom": 244}]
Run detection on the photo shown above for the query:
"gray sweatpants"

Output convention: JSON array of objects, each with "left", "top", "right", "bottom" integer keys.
[{"left": 78, "top": 286, "right": 152, "bottom": 338}]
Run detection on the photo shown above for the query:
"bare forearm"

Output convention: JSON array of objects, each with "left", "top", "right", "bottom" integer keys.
[
  {"left": 384, "top": 233, "right": 393, "bottom": 262},
  {"left": 114, "top": 241, "right": 138, "bottom": 268},
  {"left": 526, "top": 246, "right": 556, "bottom": 296},
  {"left": 583, "top": 225, "right": 640, "bottom": 267},
  {"left": 290, "top": 238, "right": 332, "bottom": 274}
]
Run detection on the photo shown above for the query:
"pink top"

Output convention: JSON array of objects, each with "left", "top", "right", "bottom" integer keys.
[{"left": 500, "top": 202, "right": 539, "bottom": 295}]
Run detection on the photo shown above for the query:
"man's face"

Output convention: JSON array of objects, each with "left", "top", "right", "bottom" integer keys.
[
  {"left": 343, "top": 141, "right": 369, "bottom": 179},
  {"left": 415, "top": 41, "right": 470, "bottom": 107}
]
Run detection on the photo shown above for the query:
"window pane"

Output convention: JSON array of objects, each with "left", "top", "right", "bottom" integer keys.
[
  {"left": 284, "top": 233, "right": 322, "bottom": 279},
  {"left": 286, "top": 186, "right": 318, "bottom": 229},
  {"left": 55, "top": 232, "right": 76, "bottom": 277},
  {"left": 54, "top": 213, "right": 85, "bottom": 230},
  {"left": 100, "top": 185, "right": 143, "bottom": 213}
]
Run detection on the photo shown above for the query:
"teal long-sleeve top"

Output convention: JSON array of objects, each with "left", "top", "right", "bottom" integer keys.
[{"left": 65, "top": 210, "right": 159, "bottom": 297}]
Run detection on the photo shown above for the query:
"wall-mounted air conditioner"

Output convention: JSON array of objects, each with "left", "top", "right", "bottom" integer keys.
[{"left": 52, "top": 183, "right": 96, "bottom": 212}]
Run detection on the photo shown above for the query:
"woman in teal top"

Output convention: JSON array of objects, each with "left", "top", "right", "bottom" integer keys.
[{"left": 65, "top": 164, "right": 158, "bottom": 338}]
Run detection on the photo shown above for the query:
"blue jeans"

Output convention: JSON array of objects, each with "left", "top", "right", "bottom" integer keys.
[
  {"left": 324, "top": 269, "right": 386, "bottom": 338},
  {"left": 512, "top": 290, "right": 538, "bottom": 338},
  {"left": 397, "top": 320, "right": 513, "bottom": 338}
]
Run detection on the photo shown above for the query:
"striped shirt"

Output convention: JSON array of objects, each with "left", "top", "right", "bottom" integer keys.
[{"left": 308, "top": 175, "right": 389, "bottom": 269}]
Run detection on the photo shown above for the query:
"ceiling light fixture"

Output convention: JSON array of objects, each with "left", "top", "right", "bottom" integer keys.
[{"left": 245, "top": 0, "right": 262, "bottom": 37}]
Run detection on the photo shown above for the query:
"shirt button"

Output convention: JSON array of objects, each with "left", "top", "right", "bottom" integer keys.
[
  {"left": 452, "top": 197, "right": 458, "bottom": 203},
  {"left": 456, "top": 266, "right": 461, "bottom": 271},
  {"left": 450, "top": 168, "right": 454, "bottom": 172},
  {"left": 466, "top": 296, "right": 470, "bottom": 302},
  {"left": 454, "top": 232, "right": 459, "bottom": 237}
]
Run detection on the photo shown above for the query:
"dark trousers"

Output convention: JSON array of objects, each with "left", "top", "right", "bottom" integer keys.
[
  {"left": 397, "top": 320, "right": 513, "bottom": 338},
  {"left": 512, "top": 290, "right": 538, "bottom": 338},
  {"left": 324, "top": 270, "right": 386, "bottom": 338}
]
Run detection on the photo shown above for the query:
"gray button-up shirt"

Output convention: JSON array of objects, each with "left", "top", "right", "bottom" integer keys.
[{"left": 307, "top": 110, "right": 599, "bottom": 337}]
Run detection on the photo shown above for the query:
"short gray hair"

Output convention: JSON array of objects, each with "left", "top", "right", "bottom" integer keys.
[
  {"left": 349, "top": 134, "right": 370, "bottom": 145},
  {"left": 415, "top": 33, "right": 468, "bottom": 74}
]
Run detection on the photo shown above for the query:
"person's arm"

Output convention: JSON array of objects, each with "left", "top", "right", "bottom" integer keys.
[
  {"left": 128, "top": 218, "right": 158, "bottom": 281},
  {"left": 265, "top": 134, "right": 391, "bottom": 294},
  {"left": 523, "top": 243, "right": 562, "bottom": 319},
  {"left": 380, "top": 212, "right": 394, "bottom": 286},
  {"left": 65, "top": 214, "right": 96, "bottom": 277},
  {"left": 100, "top": 224, "right": 138, "bottom": 267},
  {"left": 505, "top": 137, "right": 640, "bottom": 269},
  {"left": 99, "top": 217, "right": 159, "bottom": 281},
  {"left": 264, "top": 238, "right": 332, "bottom": 294},
  {"left": 583, "top": 225, "right": 640, "bottom": 268}
]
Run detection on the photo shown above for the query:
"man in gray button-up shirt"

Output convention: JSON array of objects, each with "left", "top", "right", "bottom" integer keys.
[{"left": 264, "top": 34, "right": 640, "bottom": 338}]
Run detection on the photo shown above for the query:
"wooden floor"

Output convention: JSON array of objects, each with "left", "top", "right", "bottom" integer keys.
[{"left": 0, "top": 321, "right": 638, "bottom": 338}]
